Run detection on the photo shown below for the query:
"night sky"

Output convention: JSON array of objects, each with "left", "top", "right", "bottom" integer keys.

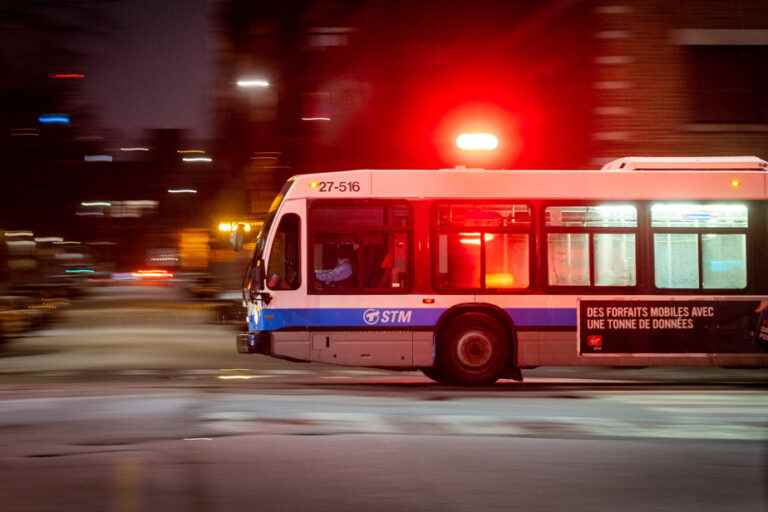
[{"left": 84, "top": 0, "right": 213, "bottom": 140}]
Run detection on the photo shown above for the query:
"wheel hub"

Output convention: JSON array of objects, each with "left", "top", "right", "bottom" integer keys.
[{"left": 456, "top": 330, "right": 493, "bottom": 368}]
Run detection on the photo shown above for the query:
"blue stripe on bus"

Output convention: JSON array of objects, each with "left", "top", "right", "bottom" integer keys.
[{"left": 250, "top": 307, "right": 577, "bottom": 331}]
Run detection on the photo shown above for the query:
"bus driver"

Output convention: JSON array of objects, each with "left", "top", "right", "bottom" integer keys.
[{"left": 314, "top": 245, "right": 355, "bottom": 286}]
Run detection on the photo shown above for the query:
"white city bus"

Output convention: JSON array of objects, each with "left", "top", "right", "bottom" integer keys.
[{"left": 236, "top": 156, "right": 768, "bottom": 384}]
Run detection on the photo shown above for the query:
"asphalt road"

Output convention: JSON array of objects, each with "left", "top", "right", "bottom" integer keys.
[{"left": 0, "top": 285, "right": 766, "bottom": 511}]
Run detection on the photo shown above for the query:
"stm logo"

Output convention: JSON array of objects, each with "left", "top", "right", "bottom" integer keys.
[{"left": 362, "top": 309, "right": 413, "bottom": 326}]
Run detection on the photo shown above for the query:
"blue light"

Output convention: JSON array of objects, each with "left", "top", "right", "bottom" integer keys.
[{"left": 38, "top": 114, "right": 70, "bottom": 125}]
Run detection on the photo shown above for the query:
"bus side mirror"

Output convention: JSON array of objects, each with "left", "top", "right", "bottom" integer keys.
[{"left": 229, "top": 225, "right": 245, "bottom": 252}]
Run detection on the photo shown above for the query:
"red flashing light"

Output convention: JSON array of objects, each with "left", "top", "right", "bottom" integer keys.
[{"left": 456, "top": 132, "right": 499, "bottom": 151}]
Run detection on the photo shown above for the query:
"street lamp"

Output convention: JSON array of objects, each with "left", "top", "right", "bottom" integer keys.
[{"left": 236, "top": 78, "right": 270, "bottom": 88}]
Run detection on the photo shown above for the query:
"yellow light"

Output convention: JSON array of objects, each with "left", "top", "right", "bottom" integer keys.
[
  {"left": 218, "top": 222, "right": 232, "bottom": 232},
  {"left": 310, "top": 181, "right": 320, "bottom": 189},
  {"left": 730, "top": 179, "right": 741, "bottom": 188},
  {"left": 485, "top": 273, "right": 516, "bottom": 288},
  {"left": 458, "top": 233, "right": 495, "bottom": 245},
  {"left": 243, "top": 224, "right": 252, "bottom": 232},
  {"left": 177, "top": 149, "right": 206, "bottom": 154}
]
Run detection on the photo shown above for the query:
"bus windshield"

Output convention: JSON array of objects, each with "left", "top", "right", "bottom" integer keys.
[{"left": 254, "top": 179, "right": 294, "bottom": 263}]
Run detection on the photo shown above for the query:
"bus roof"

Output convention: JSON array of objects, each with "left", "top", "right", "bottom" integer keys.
[
  {"left": 601, "top": 156, "right": 767, "bottom": 171},
  {"left": 287, "top": 160, "right": 767, "bottom": 201}
]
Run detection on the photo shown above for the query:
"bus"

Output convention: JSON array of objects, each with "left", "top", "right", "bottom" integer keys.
[{"left": 235, "top": 156, "right": 768, "bottom": 384}]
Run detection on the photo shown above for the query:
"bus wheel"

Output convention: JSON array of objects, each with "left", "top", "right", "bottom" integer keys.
[{"left": 438, "top": 312, "right": 509, "bottom": 385}]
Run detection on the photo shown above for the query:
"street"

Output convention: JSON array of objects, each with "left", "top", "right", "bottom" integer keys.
[{"left": 0, "top": 286, "right": 766, "bottom": 511}]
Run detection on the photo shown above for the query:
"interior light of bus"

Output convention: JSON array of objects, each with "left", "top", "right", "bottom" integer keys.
[
  {"left": 456, "top": 132, "right": 499, "bottom": 151},
  {"left": 458, "top": 233, "right": 495, "bottom": 244},
  {"left": 485, "top": 273, "right": 516, "bottom": 288}
]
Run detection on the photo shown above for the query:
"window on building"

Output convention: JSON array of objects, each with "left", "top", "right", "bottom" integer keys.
[
  {"left": 435, "top": 203, "right": 531, "bottom": 290},
  {"left": 545, "top": 204, "right": 637, "bottom": 287},
  {"left": 267, "top": 213, "right": 300, "bottom": 290},
  {"left": 689, "top": 45, "right": 768, "bottom": 124},
  {"left": 651, "top": 203, "right": 748, "bottom": 289},
  {"left": 310, "top": 202, "right": 410, "bottom": 292}
]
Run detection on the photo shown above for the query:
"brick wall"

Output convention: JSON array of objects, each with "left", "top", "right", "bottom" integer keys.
[{"left": 593, "top": 0, "right": 768, "bottom": 166}]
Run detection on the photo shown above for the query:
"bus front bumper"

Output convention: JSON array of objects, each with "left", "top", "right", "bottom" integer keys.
[{"left": 236, "top": 332, "right": 272, "bottom": 354}]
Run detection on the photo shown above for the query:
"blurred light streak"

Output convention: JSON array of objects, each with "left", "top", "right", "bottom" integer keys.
[
  {"left": 217, "top": 374, "right": 257, "bottom": 380},
  {"left": 6, "top": 241, "right": 35, "bottom": 247},
  {"left": 168, "top": 188, "right": 197, "bottom": 194},
  {"left": 182, "top": 157, "right": 212, "bottom": 163},
  {"left": 54, "top": 241, "right": 81, "bottom": 245},
  {"left": 81, "top": 201, "right": 112, "bottom": 207},
  {"left": 11, "top": 128, "right": 39, "bottom": 136},
  {"left": 35, "top": 237, "right": 63, "bottom": 243},
  {"left": 177, "top": 149, "right": 206, "bottom": 154},
  {"left": 65, "top": 269, "right": 94, "bottom": 274},
  {"left": 38, "top": 114, "right": 70, "bottom": 125},
  {"left": 49, "top": 73, "right": 85, "bottom": 79},
  {"left": 301, "top": 116, "right": 331, "bottom": 121},
  {"left": 5, "top": 231, "right": 34, "bottom": 237},
  {"left": 132, "top": 269, "right": 174, "bottom": 278},
  {"left": 236, "top": 79, "right": 270, "bottom": 88},
  {"left": 76, "top": 212, "right": 104, "bottom": 216},
  {"left": 218, "top": 222, "right": 232, "bottom": 232},
  {"left": 120, "top": 147, "right": 149, "bottom": 152},
  {"left": 183, "top": 438, "right": 213, "bottom": 441},
  {"left": 84, "top": 155, "right": 113, "bottom": 162},
  {"left": 125, "top": 200, "right": 157, "bottom": 207}
]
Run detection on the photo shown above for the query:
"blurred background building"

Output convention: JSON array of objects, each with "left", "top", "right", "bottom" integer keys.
[{"left": 1, "top": 0, "right": 767, "bottom": 295}]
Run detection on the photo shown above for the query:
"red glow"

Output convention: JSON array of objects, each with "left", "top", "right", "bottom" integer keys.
[
  {"left": 49, "top": 73, "right": 85, "bottom": 79},
  {"left": 586, "top": 335, "right": 603, "bottom": 350}
]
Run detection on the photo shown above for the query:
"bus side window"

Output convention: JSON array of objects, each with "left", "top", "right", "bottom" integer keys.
[
  {"left": 310, "top": 202, "right": 411, "bottom": 293},
  {"left": 651, "top": 203, "right": 748, "bottom": 290}
]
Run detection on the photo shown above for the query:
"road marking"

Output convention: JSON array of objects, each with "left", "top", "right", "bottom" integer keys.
[{"left": 216, "top": 375, "right": 274, "bottom": 380}]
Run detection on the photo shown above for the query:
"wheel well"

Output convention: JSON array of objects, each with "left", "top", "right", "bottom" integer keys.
[{"left": 435, "top": 304, "right": 518, "bottom": 368}]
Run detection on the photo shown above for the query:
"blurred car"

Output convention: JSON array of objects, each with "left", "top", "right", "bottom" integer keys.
[{"left": 0, "top": 294, "right": 67, "bottom": 341}]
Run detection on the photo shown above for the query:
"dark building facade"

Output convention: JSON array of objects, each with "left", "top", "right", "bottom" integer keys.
[{"left": 214, "top": 0, "right": 768, "bottom": 218}]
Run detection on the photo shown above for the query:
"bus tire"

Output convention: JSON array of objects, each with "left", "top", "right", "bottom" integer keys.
[{"left": 437, "top": 312, "right": 509, "bottom": 385}]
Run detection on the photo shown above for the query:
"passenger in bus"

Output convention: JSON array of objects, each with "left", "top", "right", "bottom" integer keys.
[{"left": 314, "top": 246, "right": 355, "bottom": 286}]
